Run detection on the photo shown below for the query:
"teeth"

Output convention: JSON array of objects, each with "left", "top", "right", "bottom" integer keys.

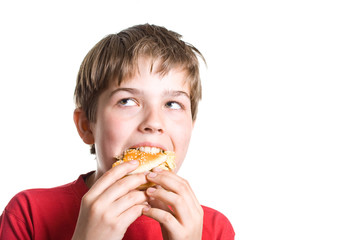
[{"left": 137, "top": 146, "right": 162, "bottom": 154}]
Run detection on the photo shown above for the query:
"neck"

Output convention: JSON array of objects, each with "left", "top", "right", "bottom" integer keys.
[{"left": 85, "top": 171, "right": 98, "bottom": 189}]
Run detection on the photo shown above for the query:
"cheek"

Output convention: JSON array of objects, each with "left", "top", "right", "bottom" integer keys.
[
  {"left": 93, "top": 114, "right": 132, "bottom": 166},
  {"left": 172, "top": 120, "right": 193, "bottom": 170}
]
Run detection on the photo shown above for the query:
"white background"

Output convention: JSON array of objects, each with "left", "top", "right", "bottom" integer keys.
[{"left": 1, "top": 0, "right": 359, "bottom": 239}]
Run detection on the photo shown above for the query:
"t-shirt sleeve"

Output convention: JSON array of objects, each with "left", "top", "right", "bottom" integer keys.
[
  {"left": 202, "top": 206, "right": 235, "bottom": 240},
  {"left": 213, "top": 214, "right": 235, "bottom": 240},
  {"left": 218, "top": 218, "right": 236, "bottom": 240},
  {"left": 0, "top": 209, "right": 32, "bottom": 239},
  {"left": 0, "top": 193, "right": 33, "bottom": 239}
]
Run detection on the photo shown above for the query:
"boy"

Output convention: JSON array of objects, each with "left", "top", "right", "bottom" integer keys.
[{"left": 0, "top": 24, "right": 235, "bottom": 239}]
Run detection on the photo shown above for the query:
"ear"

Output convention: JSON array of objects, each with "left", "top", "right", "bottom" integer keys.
[{"left": 73, "top": 108, "right": 94, "bottom": 145}]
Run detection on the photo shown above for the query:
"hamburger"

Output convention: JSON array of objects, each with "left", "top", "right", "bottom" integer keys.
[{"left": 112, "top": 147, "right": 176, "bottom": 189}]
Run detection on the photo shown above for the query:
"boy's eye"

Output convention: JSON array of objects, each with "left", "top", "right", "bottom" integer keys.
[
  {"left": 118, "top": 98, "right": 138, "bottom": 106},
  {"left": 165, "top": 101, "right": 182, "bottom": 110}
]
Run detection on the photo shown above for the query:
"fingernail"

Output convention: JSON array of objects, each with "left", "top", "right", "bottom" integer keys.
[
  {"left": 152, "top": 167, "right": 163, "bottom": 172},
  {"left": 143, "top": 205, "right": 151, "bottom": 212},
  {"left": 148, "top": 172, "right": 157, "bottom": 178},
  {"left": 147, "top": 187, "right": 156, "bottom": 193},
  {"left": 129, "top": 160, "right": 139, "bottom": 165}
]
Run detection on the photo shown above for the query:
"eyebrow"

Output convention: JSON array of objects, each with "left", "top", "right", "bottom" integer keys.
[
  {"left": 109, "top": 88, "right": 190, "bottom": 100},
  {"left": 163, "top": 90, "right": 190, "bottom": 100},
  {"left": 109, "top": 88, "right": 141, "bottom": 98}
]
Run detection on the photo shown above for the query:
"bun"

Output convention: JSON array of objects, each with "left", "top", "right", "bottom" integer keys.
[{"left": 112, "top": 149, "right": 176, "bottom": 190}]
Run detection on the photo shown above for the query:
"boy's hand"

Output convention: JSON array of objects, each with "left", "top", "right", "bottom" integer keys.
[
  {"left": 72, "top": 160, "right": 148, "bottom": 240},
  {"left": 143, "top": 169, "right": 203, "bottom": 240}
]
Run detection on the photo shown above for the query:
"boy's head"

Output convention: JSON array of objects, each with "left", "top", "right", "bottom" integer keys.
[{"left": 74, "top": 24, "right": 204, "bottom": 155}]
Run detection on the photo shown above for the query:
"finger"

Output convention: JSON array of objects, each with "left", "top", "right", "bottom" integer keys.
[
  {"left": 147, "top": 170, "right": 192, "bottom": 196},
  {"left": 93, "top": 191, "right": 147, "bottom": 233},
  {"left": 97, "top": 173, "right": 148, "bottom": 206},
  {"left": 146, "top": 187, "right": 191, "bottom": 224},
  {"left": 107, "top": 190, "right": 148, "bottom": 218},
  {"left": 148, "top": 187, "right": 172, "bottom": 212},
  {"left": 142, "top": 206, "right": 181, "bottom": 234},
  {"left": 147, "top": 171, "right": 201, "bottom": 211},
  {"left": 115, "top": 204, "right": 149, "bottom": 234},
  {"left": 87, "top": 160, "right": 140, "bottom": 200},
  {"left": 146, "top": 186, "right": 176, "bottom": 238}
]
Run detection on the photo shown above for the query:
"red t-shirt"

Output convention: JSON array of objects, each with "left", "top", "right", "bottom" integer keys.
[{"left": 0, "top": 172, "right": 235, "bottom": 239}]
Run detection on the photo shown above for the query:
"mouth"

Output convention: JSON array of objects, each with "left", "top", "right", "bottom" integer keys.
[
  {"left": 115, "top": 146, "right": 166, "bottom": 160},
  {"left": 134, "top": 146, "right": 164, "bottom": 154}
]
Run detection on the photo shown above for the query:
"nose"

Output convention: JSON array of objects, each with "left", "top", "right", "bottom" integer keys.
[{"left": 139, "top": 107, "right": 165, "bottom": 134}]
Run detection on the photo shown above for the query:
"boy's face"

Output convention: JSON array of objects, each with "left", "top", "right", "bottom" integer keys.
[{"left": 90, "top": 57, "right": 194, "bottom": 175}]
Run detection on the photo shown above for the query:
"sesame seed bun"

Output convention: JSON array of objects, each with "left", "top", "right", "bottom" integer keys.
[{"left": 112, "top": 149, "right": 176, "bottom": 190}]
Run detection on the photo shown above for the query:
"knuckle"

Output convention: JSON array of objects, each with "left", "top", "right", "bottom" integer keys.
[
  {"left": 113, "top": 220, "right": 125, "bottom": 232},
  {"left": 162, "top": 212, "right": 174, "bottom": 224},
  {"left": 102, "top": 211, "right": 114, "bottom": 225},
  {"left": 174, "top": 195, "right": 184, "bottom": 206},
  {"left": 182, "top": 178, "right": 190, "bottom": 186},
  {"left": 125, "top": 191, "right": 146, "bottom": 203},
  {"left": 81, "top": 194, "right": 92, "bottom": 207},
  {"left": 131, "top": 173, "right": 147, "bottom": 185},
  {"left": 178, "top": 181, "right": 189, "bottom": 193},
  {"left": 124, "top": 191, "right": 137, "bottom": 202},
  {"left": 89, "top": 200, "right": 102, "bottom": 216},
  {"left": 132, "top": 204, "right": 146, "bottom": 216},
  {"left": 115, "top": 178, "right": 126, "bottom": 188}
]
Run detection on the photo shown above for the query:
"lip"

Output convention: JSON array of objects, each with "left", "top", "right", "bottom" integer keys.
[{"left": 129, "top": 142, "right": 168, "bottom": 151}]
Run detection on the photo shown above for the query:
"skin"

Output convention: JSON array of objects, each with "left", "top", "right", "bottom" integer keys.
[{"left": 72, "top": 57, "right": 203, "bottom": 240}]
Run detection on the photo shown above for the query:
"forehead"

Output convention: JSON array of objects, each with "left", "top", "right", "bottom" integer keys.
[{"left": 117, "top": 57, "right": 191, "bottom": 92}]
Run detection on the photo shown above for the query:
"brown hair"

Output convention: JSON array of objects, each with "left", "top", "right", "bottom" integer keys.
[{"left": 74, "top": 24, "right": 205, "bottom": 154}]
